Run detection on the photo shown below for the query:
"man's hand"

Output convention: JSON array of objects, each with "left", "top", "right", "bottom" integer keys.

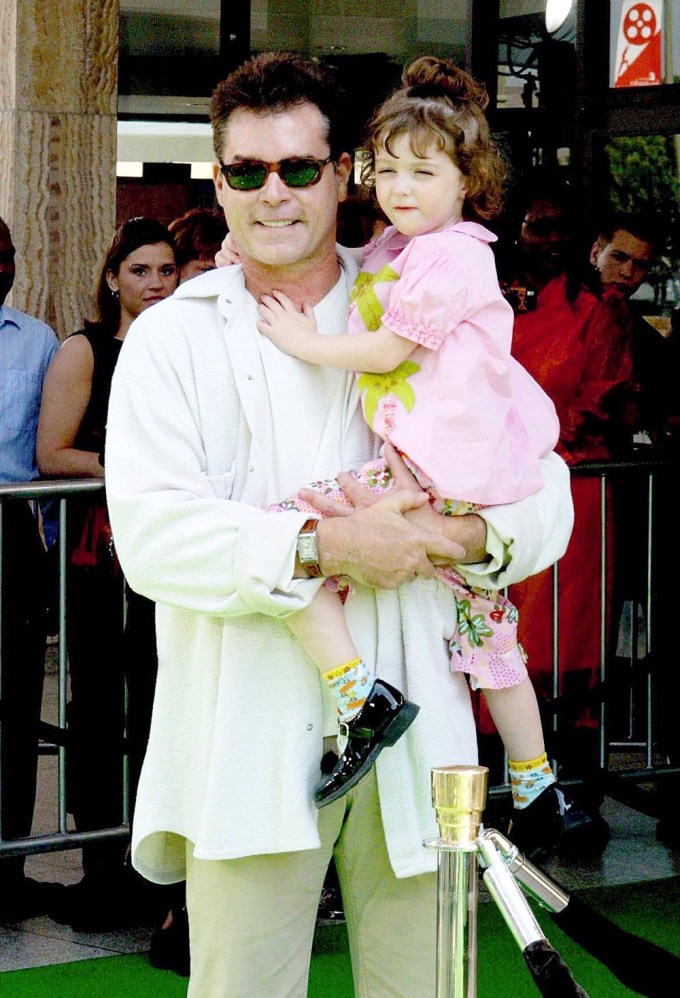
[
  {"left": 316, "top": 490, "right": 465, "bottom": 589},
  {"left": 300, "top": 443, "right": 489, "bottom": 569}
]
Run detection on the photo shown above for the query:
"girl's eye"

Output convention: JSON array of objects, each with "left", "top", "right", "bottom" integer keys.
[
  {"left": 131, "top": 268, "right": 147, "bottom": 276},
  {"left": 377, "top": 168, "right": 395, "bottom": 175},
  {"left": 161, "top": 266, "right": 176, "bottom": 276}
]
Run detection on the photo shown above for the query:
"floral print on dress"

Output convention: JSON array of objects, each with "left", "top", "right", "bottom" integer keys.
[
  {"left": 358, "top": 361, "right": 420, "bottom": 428},
  {"left": 351, "top": 264, "right": 400, "bottom": 331}
]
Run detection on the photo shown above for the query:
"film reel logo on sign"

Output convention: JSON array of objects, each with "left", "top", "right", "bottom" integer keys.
[{"left": 614, "top": 1, "right": 664, "bottom": 87}]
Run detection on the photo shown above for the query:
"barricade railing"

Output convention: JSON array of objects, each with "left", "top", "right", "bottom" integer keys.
[
  {"left": 1, "top": 460, "right": 677, "bottom": 861},
  {"left": 568, "top": 457, "right": 679, "bottom": 806},
  {"left": 0, "top": 478, "right": 129, "bottom": 859},
  {"left": 488, "top": 455, "right": 679, "bottom": 803}
]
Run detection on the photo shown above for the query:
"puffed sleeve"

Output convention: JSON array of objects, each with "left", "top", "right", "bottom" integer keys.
[{"left": 381, "top": 238, "right": 471, "bottom": 350}]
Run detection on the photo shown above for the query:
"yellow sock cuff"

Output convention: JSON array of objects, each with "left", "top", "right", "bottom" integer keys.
[
  {"left": 508, "top": 752, "right": 549, "bottom": 773},
  {"left": 323, "top": 658, "right": 363, "bottom": 681}
]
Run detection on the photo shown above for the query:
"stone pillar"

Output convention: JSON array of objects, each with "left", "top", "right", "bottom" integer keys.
[{"left": 0, "top": 0, "right": 118, "bottom": 338}]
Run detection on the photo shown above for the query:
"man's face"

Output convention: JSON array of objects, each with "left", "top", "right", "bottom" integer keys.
[
  {"left": 0, "top": 225, "right": 16, "bottom": 306},
  {"left": 590, "top": 229, "right": 655, "bottom": 296},
  {"left": 518, "top": 198, "right": 570, "bottom": 280},
  {"left": 213, "top": 104, "right": 350, "bottom": 274}
]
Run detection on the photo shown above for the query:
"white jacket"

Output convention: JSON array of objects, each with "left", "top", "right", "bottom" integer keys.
[{"left": 105, "top": 252, "right": 573, "bottom": 883}]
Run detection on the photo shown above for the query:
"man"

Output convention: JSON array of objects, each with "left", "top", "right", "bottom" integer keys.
[
  {"left": 589, "top": 213, "right": 673, "bottom": 446},
  {"left": 496, "top": 175, "right": 576, "bottom": 304},
  {"left": 592, "top": 214, "right": 680, "bottom": 848},
  {"left": 105, "top": 54, "right": 573, "bottom": 996},
  {"left": 589, "top": 214, "right": 657, "bottom": 298},
  {"left": 0, "top": 216, "right": 61, "bottom": 921}
]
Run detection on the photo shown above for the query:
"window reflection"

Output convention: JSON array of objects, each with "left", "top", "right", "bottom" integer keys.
[{"left": 496, "top": 3, "right": 577, "bottom": 111}]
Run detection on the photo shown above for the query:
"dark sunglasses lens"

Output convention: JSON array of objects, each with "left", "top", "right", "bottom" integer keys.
[
  {"left": 280, "top": 160, "right": 321, "bottom": 187},
  {"left": 226, "top": 163, "right": 267, "bottom": 190}
]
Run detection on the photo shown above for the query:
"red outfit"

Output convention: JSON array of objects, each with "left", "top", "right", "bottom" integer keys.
[{"left": 481, "top": 273, "right": 634, "bottom": 733}]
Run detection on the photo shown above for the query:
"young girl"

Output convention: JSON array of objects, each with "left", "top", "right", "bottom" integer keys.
[{"left": 222, "top": 57, "right": 575, "bottom": 849}]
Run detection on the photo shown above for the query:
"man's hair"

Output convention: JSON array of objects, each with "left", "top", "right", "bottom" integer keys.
[
  {"left": 209, "top": 52, "right": 350, "bottom": 163},
  {"left": 598, "top": 212, "right": 662, "bottom": 252},
  {"left": 168, "top": 208, "right": 228, "bottom": 267}
]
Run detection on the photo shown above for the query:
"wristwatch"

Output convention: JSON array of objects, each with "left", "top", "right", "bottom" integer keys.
[{"left": 297, "top": 518, "right": 323, "bottom": 578}]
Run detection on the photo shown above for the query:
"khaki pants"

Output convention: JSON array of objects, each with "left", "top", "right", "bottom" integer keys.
[{"left": 186, "top": 768, "right": 437, "bottom": 997}]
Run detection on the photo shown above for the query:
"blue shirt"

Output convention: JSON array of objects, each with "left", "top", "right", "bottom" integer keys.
[{"left": 0, "top": 303, "right": 59, "bottom": 483}]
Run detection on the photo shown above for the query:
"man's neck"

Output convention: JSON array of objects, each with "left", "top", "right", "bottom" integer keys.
[{"left": 242, "top": 248, "right": 342, "bottom": 309}]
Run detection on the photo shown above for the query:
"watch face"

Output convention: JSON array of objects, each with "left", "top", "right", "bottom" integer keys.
[{"left": 298, "top": 534, "right": 317, "bottom": 563}]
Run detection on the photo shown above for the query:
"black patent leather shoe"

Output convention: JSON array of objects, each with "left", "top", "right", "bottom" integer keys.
[
  {"left": 313, "top": 679, "right": 419, "bottom": 808},
  {"left": 507, "top": 784, "right": 610, "bottom": 863}
]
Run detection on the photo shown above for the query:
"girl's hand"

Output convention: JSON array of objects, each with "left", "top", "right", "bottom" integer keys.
[
  {"left": 215, "top": 232, "right": 241, "bottom": 267},
  {"left": 256, "top": 291, "right": 318, "bottom": 356}
]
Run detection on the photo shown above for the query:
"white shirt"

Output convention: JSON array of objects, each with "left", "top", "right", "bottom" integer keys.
[{"left": 105, "top": 250, "right": 573, "bottom": 883}]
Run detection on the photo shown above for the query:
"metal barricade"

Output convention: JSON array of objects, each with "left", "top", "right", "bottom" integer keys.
[
  {"left": 1, "top": 459, "right": 678, "bottom": 863},
  {"left": 488, "top": 456, "right": 679, "bottom": 806},
  {"left": 0, "top": 478, "right": 129, "bottom": 860}
]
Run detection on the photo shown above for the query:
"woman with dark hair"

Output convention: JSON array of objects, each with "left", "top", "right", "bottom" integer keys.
[{"left": 37, "top": 217, "right": 178, "bottom": 929}]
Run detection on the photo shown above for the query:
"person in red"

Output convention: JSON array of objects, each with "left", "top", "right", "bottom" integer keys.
[{"left": 504, "top": 209, "right": 635, "bottom": 836}]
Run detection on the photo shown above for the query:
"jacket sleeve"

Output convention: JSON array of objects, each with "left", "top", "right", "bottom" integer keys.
[
  {"left": 458, "top": 450, "right": 574, "bottom": 590},
  {"left": 104, "top": 305, "right": 321, "bottom": 619},
  {"left": 557, "top": 294, "right": 634, "bottom": 463}
]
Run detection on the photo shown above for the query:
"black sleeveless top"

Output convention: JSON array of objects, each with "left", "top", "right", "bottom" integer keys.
[{"left": 71, "top": 326, "right": 122, "bottom": 457}]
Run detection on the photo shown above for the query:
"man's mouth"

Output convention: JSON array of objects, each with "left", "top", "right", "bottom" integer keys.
[{"left": 258, "top": 219, "right": 297, "bottom": 227}]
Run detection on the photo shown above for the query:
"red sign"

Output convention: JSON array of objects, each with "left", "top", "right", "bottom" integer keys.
[{"left": 614, "top": 1, "right": 664, "bottom": 87}]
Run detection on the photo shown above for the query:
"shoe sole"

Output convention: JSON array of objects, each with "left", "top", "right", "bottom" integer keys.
[{"left": 315, "top": 701, "right": 420, "bottom": 808}]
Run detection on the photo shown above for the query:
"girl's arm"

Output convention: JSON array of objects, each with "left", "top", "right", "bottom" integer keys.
[
  {"left": 257, "top": 290, "right": 414, "bottom": 372},
  {"left": 37, "top": 335, "right": 104, "bottom": 478}
]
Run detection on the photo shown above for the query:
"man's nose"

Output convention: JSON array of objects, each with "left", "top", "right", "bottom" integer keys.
[{"left": 259, "top": 170, "right": 291, "bottom": 203}]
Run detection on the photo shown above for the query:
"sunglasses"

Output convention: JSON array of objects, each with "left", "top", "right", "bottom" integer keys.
[{"left": 219, "top": 157, "right": 334, "bottom": 191}]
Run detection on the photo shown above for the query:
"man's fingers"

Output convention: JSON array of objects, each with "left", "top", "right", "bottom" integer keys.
[
  {"left": 424, "top": 531, "right": 466, "bottom": 564},
  {"left": 297, "top": 488, "right": 355, "bottom": 517},
  {"left": 383, "top": 442, "right": 421, "bottom": 491}
]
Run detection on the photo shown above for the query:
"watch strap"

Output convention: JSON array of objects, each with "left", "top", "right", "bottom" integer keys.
[{"left": 297, "top": 518, "right": 323, "bottom": 578}]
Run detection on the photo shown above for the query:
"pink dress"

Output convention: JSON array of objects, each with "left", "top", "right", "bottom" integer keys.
[
  {"left": 271, "top": 223, "right": 559, "bottom": 692},
  {"left": 349, "top": 222, "right": 558, "bottom": 504}
]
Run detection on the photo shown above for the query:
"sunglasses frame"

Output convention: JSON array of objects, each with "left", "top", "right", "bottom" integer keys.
[{"left": 218, "top": 157, "right": 334, "bottom": 191}]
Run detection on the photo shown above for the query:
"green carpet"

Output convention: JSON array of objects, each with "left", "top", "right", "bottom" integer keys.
[{"left": 3, "top": 877, "right": 679, "bottom": 997}]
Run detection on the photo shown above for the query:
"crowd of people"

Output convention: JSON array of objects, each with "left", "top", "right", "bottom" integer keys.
[{"left": 1, "top": 48, "right": 679, "bottom": 996}]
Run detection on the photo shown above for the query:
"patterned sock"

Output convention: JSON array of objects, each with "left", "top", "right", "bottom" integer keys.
[
  {"left": 323, "top": 659, "right": 374, "bottom": 724},
  {"left": 508, "top": 752, "right": 555, "bottom": 810}
]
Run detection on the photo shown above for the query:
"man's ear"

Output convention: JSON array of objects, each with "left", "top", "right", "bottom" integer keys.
[
  {"left": 213, "top": 162, "right": 226, "bottom": 203},
  {"left": 335, "top": 153, "right": 353, "bottom": 204},
  {"left": 589, "top": 240, "right": 602, "bottom": 268}
]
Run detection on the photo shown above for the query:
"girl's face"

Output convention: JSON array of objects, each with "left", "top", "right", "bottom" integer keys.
[
  {"left": 106, "top": 242, "right": 178, "bottom": 327},
  {"left": 374, "top": 132, "right": 467, "bottom": 238}
]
